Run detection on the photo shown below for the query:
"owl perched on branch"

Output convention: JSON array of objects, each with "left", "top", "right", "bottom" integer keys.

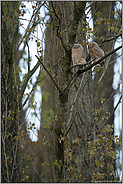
[
  {"left": 88, "top": 42, "right": 105, "bottom": 66},
  {"left": 72, "top": 44, "right": 86, "bottom": 66}
]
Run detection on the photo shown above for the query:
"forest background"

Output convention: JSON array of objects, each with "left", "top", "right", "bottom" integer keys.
[{"left": 1, "top": 1, "right": 122, "bottom": 182}]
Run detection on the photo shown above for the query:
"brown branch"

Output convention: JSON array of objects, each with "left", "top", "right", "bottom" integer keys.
[
  {"left": 35, "top": 55, "right": 61, "bottom": 92},
  {"left": 99, "top": 33, "right": 122, "bottom": 46},
  {"left": 22, "top": 67, "right": 42, "bottom": 108},
  {"left": 51, "top": 2, "right": 61, "bottom": 24},
  {"left": 36, "top": 54, "right": 65, "bottom": 84},
  {"left": 51, "top": 2, "right": 67, "bottom": 52},
  {"left": 19, "top": 59, "right": 40, "bottom": 105},
  {"left": 26, "top": 42, "right": 30, "bottom": 72},
  {"left": 96, "top": 95, "right": 122, "bottom": 134}
]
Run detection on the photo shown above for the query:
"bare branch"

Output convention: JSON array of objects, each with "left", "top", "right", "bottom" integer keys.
[
  {"left": 99, "top": 81, "right": 122, "bottom": 110},
  {"left": 22, "top": 67, "right": 42, "bottom": 108},
  {"left": 69, "top": 59, "right": 92, "bottom": 71},
  {"left": 85, "top": 2, "right": 94, "bottom": 11},
  {"left": 95, "top": 40, "right": 115, "bottom": 89},
  {"left": 36, "top": 54, "right": 65, "bottom": 84},
  {"left": 51, "top": 2, "right": 68, "bottom": 52},
  {"left": 35, "top": 55, "right": 61, "bottom": 92},
  {"left": 51, "top": 2, "right": 61, "bottom": 24},
  {"left": 99, "top": 33, "right": 122, "bottom": 46},
  {"left": 96, "top": 95, "right": 122, "bottom": 134},
  {"left": 19, "top": 60, "right": 40, "bottom": 105},
  {"left": 26, "top": 42, "right": 30, "bottom": 72}
]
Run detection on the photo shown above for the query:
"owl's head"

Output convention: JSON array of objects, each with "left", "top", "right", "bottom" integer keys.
[
  {"left": 88, "top": 42, "right": 98, "bottom": 49},
  {"left": 73, "top": 44, "right": 83, "bottom": 50}
]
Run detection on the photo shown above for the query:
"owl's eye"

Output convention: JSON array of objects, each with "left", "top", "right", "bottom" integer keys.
[{"left": 74, "top": 45, "right": 78, "bottom": 49}]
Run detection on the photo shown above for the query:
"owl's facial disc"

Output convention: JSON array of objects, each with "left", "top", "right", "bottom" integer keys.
[{"left": 74, "top": 45, "right": 79, "bottom": 49}]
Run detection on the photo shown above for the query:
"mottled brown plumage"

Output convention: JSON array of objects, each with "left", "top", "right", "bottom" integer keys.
[
  {"left": 88, "top": 42, "right": 105, "bottom": 66},
  {"left": 72, "top": 44, "right": 86, "bottom": 66}
]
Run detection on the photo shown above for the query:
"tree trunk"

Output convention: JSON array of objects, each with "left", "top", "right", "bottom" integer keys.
[
  {"left": 39, "top": 2, "right": 95, "bottom": 182},
  {"left": 1, "top": 3, "right": 20, "bottom": 182}
]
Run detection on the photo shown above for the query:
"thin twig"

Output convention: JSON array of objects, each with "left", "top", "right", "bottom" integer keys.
[
  {"left": 99, "top": 81, "right": 122, "bottom": 110},
  {"left": 95, "top": 40, "right": 115, "bottom": 89},
  {"left": 99, "top": 33, "right": 122, "bottom": 46},
  {"left": 96, "top": 95, "right": 122, "bottom": 134},
  {"left": 17, "top": 2, "right": 45, "bottom": 50},
  {"left": 35, "top": 55, "right": 61, "bottom": 92},
  {"left": 36, "top": 54, "right": 65, "bottom": 84}
]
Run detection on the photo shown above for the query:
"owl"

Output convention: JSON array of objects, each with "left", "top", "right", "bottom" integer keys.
[
  {"left": 88, "top": 42, "right": 105, "bottom": 66},
  {"left": 72, "top": 44, "right": 86, "bottom": 66}
]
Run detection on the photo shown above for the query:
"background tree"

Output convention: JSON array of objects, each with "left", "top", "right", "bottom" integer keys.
[{"left": 1, "top": 1, "right": 122, "bottom": 183}]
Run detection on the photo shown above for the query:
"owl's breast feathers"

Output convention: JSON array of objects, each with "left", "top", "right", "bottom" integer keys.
[{"left": 72, "top": 44, "right": 86, "bottom": 65}]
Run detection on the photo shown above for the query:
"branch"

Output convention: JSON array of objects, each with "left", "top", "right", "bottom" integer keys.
[
  {"left": 17, "top": 2, "right": 45, "bottom": 50},
  {"left": 19, "top": 60, "right": 40, "bottom": 105},
  {"left": 26, "top": 42, "right": 30, "bottom": 72},
  {"left": 95, "top": 41, "right": 115, "bottom": 89},
  {"left": 85, "top": 2, "right": 94, "bottom": 11},
  {"left": 67, "top": 45, "right": 122, "bottom": 90},
  {"left": 51, "top": 2, "right": 67, "bottom": 52},
  {"left": 99, "top": 82, "right": 122, "bottom": 110},
  {"left": 22, "top": 67, "right": 42, "bottom": 108},
  {"left": 36, "top": 54, "right": 65, "bottom": 84},
  {"left": 51, "top": 2, "right": 61, "bottom": 24},
  {"left": 96, "top": 95, "right": 122, "bottom": 134},
  {"left": 69, "top": 59, "right": 92, "bottom": 71},
  {"left": 99, "top": 33, "right": 122, "bottom": 46},
  {"left": 35, "top": 55, "right": 61, "bottom": 92}
]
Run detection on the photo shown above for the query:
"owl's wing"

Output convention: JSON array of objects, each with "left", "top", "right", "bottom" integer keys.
[
  {"left": 94, "top": 47, "right": 104, "bottom": 58},
  {"left": 81, "top": 49, "right": 86, "bottom": 59}
]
